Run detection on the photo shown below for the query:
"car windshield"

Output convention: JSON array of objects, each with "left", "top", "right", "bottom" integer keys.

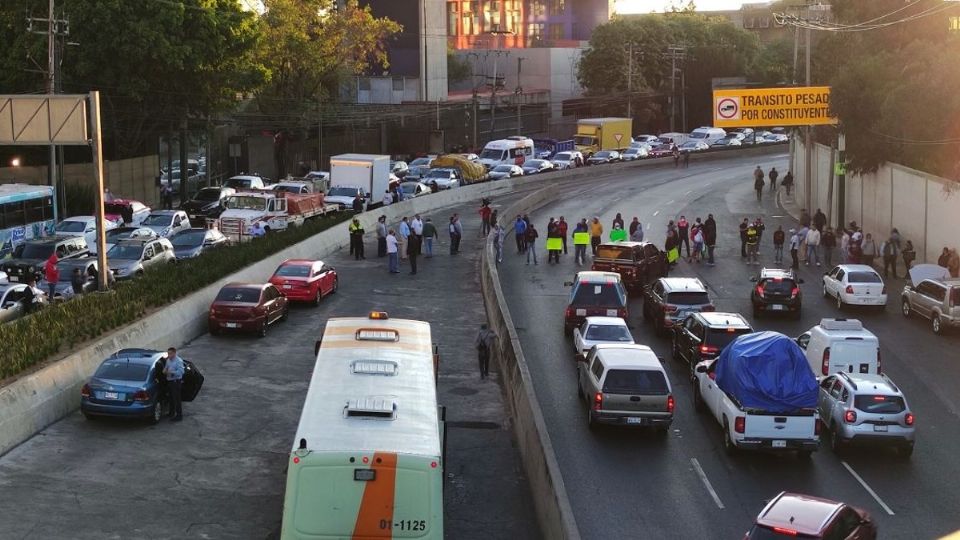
[
  {"left": 142, "top": 214, "right": 172, "bottom": 227},
  {"left": 107, "top": 244, "right": 144, "bottom": 260},
  {"left": 762, "top": 279, "right": 796, "bottom": 294},
  {"left": 594, "top": 152, "right": 611, "bottom": 158},
  {"left": 705, "top": 327, "right": 753, "bottom": 348},
  {"left": 106, "top": 229, "right": 145, "bottom": 242},
  {"left": 194, "top": 188, "right": 221, "bottom": 201},
  {"left": 666, "top": 291, "right": 710, "bottom": 305},
  {"left": 479, "top": 149, "right": 505, "bottom": 160},
  {"left": 624, "top": 149, "right": 639, "bottom": 154},
  {"left": 573, "top": 135, "right": 595, "bottom": 146},
  {"left": 225, "top": 178, "right": 253, "bottom": 189},
  {"left": 526, "top": 160, "right": 546, "bottom": 168},
  {"left": 94, "top": 360, "right": 151, "bottom": 382},
  {"left": 426, "top": 169, "right": 450, "bottom": 178},
  {"left": 571, "top": 283, "right": 624, "bottom": 307},
  {"left": 224, "top": 196, "right": 267, "bottom": 211},
  {"left": 18, "top": 243, "right": 55, "bottom": 259},
  {"left": 103, "top": 203, "right": 130, "bottom": 215},
  {"left": 273, "top": 185, "right": 301, "bottom": 194},
  {"left": 410, "top": 157, "right": 432, "bottom": 167},
  {"left": 327, "top": 187, "right": 358, "bottom": 198},
  {"left": 602, "top": 369, "right": 669, "bottom": 395},
  {"left": 585, "top": 324, "right": 632, "bottom": 342},
  {"left": 170, "top": 230, "right": 206, "bottom": 248},
  {"left": 492, "top": 165, "right": 514, "bottom": 172},
  {"left": 553, "top": 153, "right": 571, "bottom": 161},
  {"left": 690, "top": 132, "right": 708, "bottom": 139},
  {"left": 275, "top": 265, "right": 311, "bottom": 277},
  {"left": 848, "top": 271, "right": 882, "bottom": 283},
  {"left": 596, "top": 246, "right": 634, "bottom": 260},
  {"left": 215, "top": 287, "right": 261, "bottom": 303},
  {"left": 854, "top": 394, "right": 906, "bottom": 414},
  {"left": 56, "top": 220, "right": 87, "bottom": 233},
  {"left": 400, "top": 184, "right": 419, "bottom": 194},
  {"left": 680, "top": 143, "right": 698, "bottom": 149}
]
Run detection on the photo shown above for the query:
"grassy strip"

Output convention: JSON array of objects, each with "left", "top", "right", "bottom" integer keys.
[{"left": 0, "top": 213, "right": 349, "bottom": 380}]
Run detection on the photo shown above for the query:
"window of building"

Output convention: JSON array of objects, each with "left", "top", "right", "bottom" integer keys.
[
  {"left": 488, "top": 0, "right": 500, "bottom": 11},
  {"left": 549, "top": 23, "right": 564, "bottom": 40},
  {"left": 528, "top": 23, "right": 544, "bottom": 42},
  {"left": 550, "top": 0, "right": 565, "bottom": 15},
  {"left": 531, "top": 0, "right": 546, "bottom": 17},
  {"left": 392, "top": 77, "right": 405, "bottom": 91},
  {"left": 759, "top": 16, "right": 770, "bottom": 28},
  {"left": 951, "top": 16, "right": 960, "bottom": 32},
  {"left": 743, "top": 16, "right": 755, "bottom": 29},
  {"left": 448, "top": 3, "right": 458, "bottom": 36}
]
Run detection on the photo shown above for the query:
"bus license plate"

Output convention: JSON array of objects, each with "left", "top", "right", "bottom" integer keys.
[
  {"left": 626, "top": 417, "right": 643, "bottom": 425},
  {"left": 770, "top": 304, "right": 784, "bottom": 311},
  {"left": 874, "top": 425, "right": 888, "bottom": 432},
  {"left": 103, "top": 392, "right": 119, "bottom": 400},
  {"left": 772, "top": 440, "right": 786, "bottom": 448}
]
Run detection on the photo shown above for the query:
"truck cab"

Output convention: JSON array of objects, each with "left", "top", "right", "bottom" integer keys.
[{"left": 219, "top": 193, "right": 292, "bottom": 242}]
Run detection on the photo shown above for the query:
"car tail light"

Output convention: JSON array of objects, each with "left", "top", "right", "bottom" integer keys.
[
  {"left": 845, "top": 285, "right": 854, "bottom": 294},
  {"left": 790, "top": 286, "right": 800, "bottom": 298},
  {"left": 822, "top": 348, "right": 831, "bottom": 375},
  {"left": 702, "top": 304, "right": 715, "bottom": 312},
  {"left": 755, "top": 285, "right": 764, "bottom": 298},
  {"left": 815, "top": 419, "right": 823, "bottom": 436},
  {"left": 593, "top": 392, "right": 603, "bottom": 412},
  {"left": 667, "top": 395, "right": 675, "bottom": 413},
  {"left": 844, "top": 409, "right": 857, "bottom": 423},
  {"left": 700, "top": 344, "right": 720, "bottom": 355},
  {"left": 771, "top": 527, "right": 798, "bottom": 536},
  {"left": 905, "top": 412, "right": 915, "bottom": 426},
  {"left": 617, "top": 307, "right": 628, "bottom": 318},
  {"left": 734, "top": 416, "right": 745, "bottom": 434},
  {"left": 133, "top": 390, "right": 150, "bottom": 402},
  {"left": 663, "top": 304, "right": 678, "bottom": 313},
  {"left": 81, "top": 384, "right": 91, "bottom": 398},
  {"left": 565, "top": 307, "right": 573, "bottom": 318}
]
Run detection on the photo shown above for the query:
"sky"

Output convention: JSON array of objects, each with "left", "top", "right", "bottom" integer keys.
[{"left": 614, "top": 0, "right": 774, "bottom": 13}]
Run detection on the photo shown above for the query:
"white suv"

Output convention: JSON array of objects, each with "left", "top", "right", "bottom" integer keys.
[{"left": 817, "top": 371, "right": 915, "bottom": 457}]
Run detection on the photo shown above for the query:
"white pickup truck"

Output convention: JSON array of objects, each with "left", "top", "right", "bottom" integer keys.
[{"left": 692, "top": 331, "right": 821, "bottom": 458}]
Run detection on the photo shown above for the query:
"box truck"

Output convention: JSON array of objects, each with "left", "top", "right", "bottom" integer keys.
[
  {"left": 574, "top": 118, "right": 633, "bottom": 158},
  {"left": 329, "top": 154, "right": 392, "bottom": 210}
]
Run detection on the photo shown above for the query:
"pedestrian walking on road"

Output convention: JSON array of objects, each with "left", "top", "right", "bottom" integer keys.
[
  {"left": 398, "top": 217, "right": 410, "bottom": 261},
  {"left": 376, "top": 216, "right": 387, "bottom": 257},
  {"left": 739, "top": 218, "right": 749, "bottom": 258},
  {"left": 746, "top": 221, "right": 760, "bottom": 265},
  {"left": 160, "top": 184, "right": 174, "bottom": 210},
  {"left": 813, "top": 209, "right": 827, "bottom": 232},
  {"left": 840, "top": 228, "right": 851, "bottom": 263},
  {"left": 574, "top": 219, "right": 588, "bottom": 266},
  {"left": 704, "top": 214, "right": 717, "bottom": 266},
  {"left": 673, "top": 145, "right": 681, "bottom": 168},
  {"left": 902, "top": 240, "right": 916, "bottom": 272},
  {"left": 349, "top": 218, "right": 366, "bottom": 260},
  {"left": 163, "top": 347, "right": 185, "bottom": 421},
  {"left": 386, "top": 230, "right": 399, "bottom": 273},
  {"left": 822, "top": 226, "right": 837, "bottom": 267},
  {"left": 352, "top": 193, "right": 365, "bottom": 214},
  {"left": 589, "top": 217, "right": 603, "bottom": 256},
  {"left": 683, "top": 151, "right": 690, "bottom": 168},
  {"left": 450, "top": 214, "right": 463, "bottom": 254},
  {"left": 407, "top": 232, "right": 421, "bottom": 275},
  {"left": 755, "top": 217, "right": 766, "bottom": 243},
  {"left": 677, "top": 216, "right": 690, "bottom": 258},
  {"left": 411, "top": 214, "right": 424, "bottom": 236},
  {"left": 493, "top": 222, "right": 505, "bottom": 264},
  {"left": 613, "top": 213, "right": 625, "bottom": 231},
  {"left": 479, "top": 203, "right": 492, "bottom": 237},
  {"left": 773, "top": 226, "right": 785, "bottom": 264},
  {"left": 753, "top": 166, "right": 765, "bottom": 201},
  {"left": 805, "top": 226, "right": 821, "bottom": 266},
  {"left": 800, "top": 209, "right": 811, "bottom": 229},
  {"left": 884, "top": 229, "right": 902, "bottom": 278},
  {"left": 525, "top": 222, "right": 539, "bottom": 265},
  {"left": 797, "top": 225, "right": 809, "bottom": 264},
  {"left": 862, "top": 233, "right": 878, "bottom": 269},
  {"left": 782, "top": 171, "right": 794, "bottom": 196},
  {"left": 44, "top": 253, "right": 59, "bottom": 300},
  {"left": 547, "top": 218, "right": 561, "bottom": 264},
  {"left": 70, "top": 267, "right": 85, "bottom": 296},
  {"left": 422, "top": 218, "right": 438, "bottom": 258},
  {"left": 768, "top": 167, "right": 779, "bottom": 193},
  {"left": 558, "top": 217, "right": 569, "bottom": 254},
  {"left": 665, "top": 229, "right": 680, "bottom": 267},
  {"left": 475, "top": 324, "right": 497, "bottom": 380},
  {"left": 788, "top": 229, "right": 800, "bottom": 271},
  {"left": 514, "top": 215, "right": 527, "bottom": 254},
  {"left": 630, "top": 218, "right": 644, "bottom": 242}
]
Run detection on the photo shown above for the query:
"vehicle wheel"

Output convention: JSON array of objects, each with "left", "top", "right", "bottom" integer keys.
[
  {"left": 654, "top": 426, "right": 669, "bottom": 437},
  {"left": 209, "top": 326, "right": 220, "bottom": 336},
  {"left": 752, "top": 305, "right": 761, "bottom": 319},
  {"left": 830, "top": 425, "right": 845, "bottom": 453},
  {"left": 722, "top": 420, "right": 737, "bottom": 455},
  {"left": 577, "top": 378, "right": 584, "bottom": 399},
  {"left": 586, "top": 408, "right": 597, "bottom": 431},
  {"left": 280, "top": 306, "right": 289, "bottom": 322},
  {"left": 901, "top": 300, "right": 911, "bottom": 317},
  {"left": 313, "top": 288, "right": 323, "bottom": 306},
  {"left": 149, "top": 401, "right": 163, "bottom": 425},
  {"left": 258, "top": 320, "right": 268, "bottom": 338},
  {"left": 642, "top": 303, "right": 650, "bottom": 321},
  {"left": 792, "top": 308, "right": 802, "bottom": 320},
  {"left": 693, "top": 385, "right": 705, "bottom": 413},
  {"left": 564, "top": 325, "right": 572, "bottom": 337},
  {"left": 331, "top": 278, "right": 339, "bottom": 294},
  {"left": 822, "top": 285, "right": 829, "bottom": 299},
  {"left": 898, "top": 445, "right": 914, "bottom": 459},
  {"left": 836, "top": 293, "right": 844, "bottom": 311},
  {"left": 932, "top": 316, "right": 943, "bottom": 335}
]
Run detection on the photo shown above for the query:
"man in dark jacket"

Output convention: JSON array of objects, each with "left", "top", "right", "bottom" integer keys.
[
  {"left": 768, "top": 167, "right": 779, "bottom": 193},
  {"left": 822, "top": 226, "right": 837, "bottom": 267},
  {"left": 352, "top": 193, "right": 365, "bottom": 214},
  {"left": 703, "top": 214, "right": 717, "bottom": 266},
  {"left": 407, "top": 231, "right": 421, "bottom": 275},
  {"left": 753, "top": 166, "right": 764, "bottom": 201},
  {"left": 813, "top": 208, "right": 827, "bottom": 232},
  {"left": 739, "top": 218, "right": 749, "bottom": 258}
]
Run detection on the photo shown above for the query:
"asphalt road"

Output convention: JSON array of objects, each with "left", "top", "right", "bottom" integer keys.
[
  {"left": 498, "top": 154, "right": 960, "bottom": 539},
  {"left": 0, "top": 198, "right": 541, "bottom": 540}
]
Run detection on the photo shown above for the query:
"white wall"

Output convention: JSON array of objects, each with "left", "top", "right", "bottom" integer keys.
[
  {"left": 423, "top": 0, "right": 448, "bottom": 101},
  {"left": 793, "top": 139, "right": 960, "bottom": 264}
]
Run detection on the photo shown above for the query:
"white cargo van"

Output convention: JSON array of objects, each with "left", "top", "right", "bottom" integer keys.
[
  {"left": 478, "top": 137, "right": 535, "bottom": 169},
  {"left": 687, "top": 127, "right": 727, "bottom": 145},
  {"left": 796, "top": 319, "right": 880, "bottom": 378}
]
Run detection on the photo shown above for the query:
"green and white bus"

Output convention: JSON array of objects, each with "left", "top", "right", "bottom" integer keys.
[{"left": 281, "top": 312, "right": 444, "bottom": 540}]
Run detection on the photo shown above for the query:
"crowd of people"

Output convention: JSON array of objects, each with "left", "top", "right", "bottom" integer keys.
[{"left": 363, "top": 210, "right": 466, "bottom": 275}]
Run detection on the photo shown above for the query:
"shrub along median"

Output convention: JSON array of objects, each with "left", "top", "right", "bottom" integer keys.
[{"left": 0, "top": 213, "right": 349, "bottom": 380}]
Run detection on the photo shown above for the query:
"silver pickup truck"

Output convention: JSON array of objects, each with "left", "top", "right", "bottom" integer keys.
[{"left": 901, "top": 277, "right": 960, "bottom": 334}]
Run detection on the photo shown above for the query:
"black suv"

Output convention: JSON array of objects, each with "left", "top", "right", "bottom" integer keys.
[
  {"left": 180, "top": 186, "right": 235, "bottom": 226},
  {"left": 672, "top": 312, "right": 753, "bottom": 373},
  {"left": 2, "top": 236, "right": 89, "bottom": 283},
  {"left": 642, "top": 277, "right": 714, "bottom": 336},
  {"left": 750, "top": 268, "right": 804, "bottom": 319}
]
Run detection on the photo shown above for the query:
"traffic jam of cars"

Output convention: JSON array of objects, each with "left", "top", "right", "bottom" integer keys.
[{"left": 557, "top": 226, "right": 943, "bottom": 537}]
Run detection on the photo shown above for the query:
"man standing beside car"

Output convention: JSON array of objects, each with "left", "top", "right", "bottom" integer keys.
[{"left": 163, "top": 347, "right": 185, "bottom": 422}]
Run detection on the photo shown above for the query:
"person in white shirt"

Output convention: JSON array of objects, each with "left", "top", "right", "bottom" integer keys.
[
  {"left": 805, "top": 227, "right": 821, "bottom": 266},
  {"left": 788, "top": 229, "right": 801, "bottom": 270},
  {"left": 411, "top": 214, "right": 424, "bottom": 236},
  {"left": 248, "top": 222, "right": 265, "bottom": 238},
  {"left": 386, "top": 230, "right": 399, "bottom": 273},
  {"left": 382, "top": 190, "right": 392, "bottom": 207}
]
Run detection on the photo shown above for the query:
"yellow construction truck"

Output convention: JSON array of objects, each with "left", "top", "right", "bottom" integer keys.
[{"left": 574, "top": 118, "right": 633, "bottom": 158}]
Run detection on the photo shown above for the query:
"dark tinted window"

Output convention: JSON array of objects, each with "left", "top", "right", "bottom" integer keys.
[
  {"left": 94, "top": 360, "right": 151, "bottom": 381},
  {"left": 854, "top": 395, "right": 906, "bottom": 414},
  {"left": 215, "top": 287, "right": 261, "bottom": 303},
  {"left": 705, "top": 327, "right": 753, "bottom": 348},
  {"left": 194, "top": 188, "right": 222, "bottom": 201},
  {"left": 952, "top": 288, "right": 960, "bottom": 306},
  {"left": 642, "top": 244, "right": 660, "bottom": 258},
  {"left": 746, "top": 525, "right": 817, "bottom": 539},
  {"left": 596, "top": 246, "right": 634, "bottom": 260},
  {"left": 761, "top": 279, "right": 796, "bottom": 294},
  {"left": 666, "top": 291, "right": 710, "bottom": 305},
  {"left": 19, "top": 243, "right": 55, "bottom": 259},
  {"left": 275, "top": 265, "right": 311, "bottom": 277},
  {"left": 170, "top": 230, "right": 206, "bottom": 247},
  {"left": 25, "top": 197, "right": 53, "bottom": 222},
  {"left": 571, "top": 283, "right": 625, "bottom": 307},
  {"left": 848, "top": 271, "right": 881, "bottom": 283},
  {"left": 602, "top": 369, "right": 669, "bottom": 395}
]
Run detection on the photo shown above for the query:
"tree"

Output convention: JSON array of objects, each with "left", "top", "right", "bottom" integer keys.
[
  {"left": 447, "top": 48, "right": 471, "bottom": 88},
  {"left": 254, "top": 0, "right": 401, "bottom": 115}
]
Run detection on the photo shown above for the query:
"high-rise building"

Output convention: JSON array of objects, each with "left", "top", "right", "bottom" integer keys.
[{"left": 446, "top": 0, "right": 613, "bottom": 49}]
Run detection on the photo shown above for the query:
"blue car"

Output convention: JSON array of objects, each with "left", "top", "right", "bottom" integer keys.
[{"left": 80, "top": 349, "right": 204, "bottom": 424}]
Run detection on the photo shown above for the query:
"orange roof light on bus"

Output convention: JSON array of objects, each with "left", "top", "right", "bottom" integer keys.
[{"left": 369, "top": 311, "right": 389, "bottom": 320}]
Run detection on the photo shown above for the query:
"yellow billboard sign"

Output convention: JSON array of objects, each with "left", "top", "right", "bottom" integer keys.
[{"left": 712, "top": 86, "right": 837, "bottom": 128}]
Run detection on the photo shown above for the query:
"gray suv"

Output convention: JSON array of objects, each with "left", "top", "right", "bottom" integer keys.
[
  {"left": 901, "top": 278, "right": 960, "bottom": 334},
  {"left": 642, "top": 277, "right": 714, "bottom": 336},
  {"left": 817, "top": 371, "right": 915, "bottom": 457},
  {"left": 106, "top": 238, "right": 176, "bottom": 280}
]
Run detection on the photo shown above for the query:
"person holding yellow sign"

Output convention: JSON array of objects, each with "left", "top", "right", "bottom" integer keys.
[
  {"left": 573, "top": 219, "right": 590, "bottom": 266},
  {"left": 546, "top": 218, "right": 563, "bottom": 264}
]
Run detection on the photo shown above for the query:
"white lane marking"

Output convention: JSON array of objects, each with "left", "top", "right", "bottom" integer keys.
[
  {"left": 771, "top": 215, "right": 784, "bottom": 218},
  {"left": 691, "top": 458, "right": 725, "bottom": 509},
  {"left": 841, "top": 461, "right": 895, "bottom": 516},
  {"left": 685, "top": 190, "right": 692, "bottom": 195},
  {"left": 666, "top": 199, "right": 675, "bottom": 205},
  {"left": 653, "top": 210, "right": 660, "bottom": 217}
]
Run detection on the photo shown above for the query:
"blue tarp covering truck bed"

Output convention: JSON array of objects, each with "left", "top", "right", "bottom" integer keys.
[{"left": 714, "top": 331, "right": 819, "bottom": 413}]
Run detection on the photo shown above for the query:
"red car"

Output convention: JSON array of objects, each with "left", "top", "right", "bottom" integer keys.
[
  {"left": 268, "top": 259, "right": 338, "bottom": 305},
  {"left": 208, "top": 282, "right": 289, "bottom": 337}
]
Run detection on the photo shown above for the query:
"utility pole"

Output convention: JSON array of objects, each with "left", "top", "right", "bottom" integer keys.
[
  {"left": 317, "top": 102, "right": 323, "bottom": 171},
  {"left": 804, "top": 25, "right": 812, "bottom": 214},
  {"left": 472, "top": 89, "right": 479, "bottom": 149},
  {"left": 837, "top": 131, "right": 846, "bottom": 229},
  {"left": 666, "top": 46, "right": 686, "bottom": 133},
  {"left": 487, "top": 29, "right": 513, "bottom": 139},
  {"left": 515, "top": 57, "right": 524, "bottom": 135},
  {"left": 626, "top": 45, "right": 633, "bottom": 118}
]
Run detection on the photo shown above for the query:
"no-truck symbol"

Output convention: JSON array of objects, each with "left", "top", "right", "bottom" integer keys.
[{"left": 716, "top": 97, "right": 740, "bottom": 120}]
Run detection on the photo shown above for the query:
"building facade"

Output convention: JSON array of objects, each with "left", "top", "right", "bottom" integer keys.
[{"left": 446, "top": 0, "right": 613, "bottom": 49}]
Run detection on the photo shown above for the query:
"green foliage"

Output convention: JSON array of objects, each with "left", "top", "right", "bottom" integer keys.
[
  {"left": 254, "top": 0, "right": 401, "bottom": 114},
  {"left": 447, "top": 49, "right": 472, "bottom": 87},
  {"left": 0, "top": 213, "right": 349, "bottom": 380},
  {"left": 813, "top": 0, "right": 960, "bottom": 176},
  {"left": 749, "top": 38, "right": 794, "bottom": 86}
]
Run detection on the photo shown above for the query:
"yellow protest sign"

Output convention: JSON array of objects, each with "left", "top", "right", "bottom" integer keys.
[
  {"left": 546, "top": 238, "right": 562, "bottom": 251},
  {"left": 713, "top": 87, "right": 837, "bottom": 128},
  {"left": 573, "top": 232, "right": 590, "bottom": 245}
]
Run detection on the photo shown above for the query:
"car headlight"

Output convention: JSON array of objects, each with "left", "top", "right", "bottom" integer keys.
[{"left": 115, "top": 267, "right": 128, "bottom": 275}]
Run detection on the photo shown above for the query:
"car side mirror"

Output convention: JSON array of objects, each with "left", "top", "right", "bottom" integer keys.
[
  {"left": 695, "top": 364, "right": 707, "bottom": 374},
  {"left": 563, "top": 281, "right": 573, "bottom": 287}
]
